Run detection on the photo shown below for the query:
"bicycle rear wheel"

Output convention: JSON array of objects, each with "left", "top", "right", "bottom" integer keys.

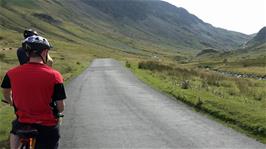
[{"left": 20, "top": 143, "right": 29, "bottom": 149}]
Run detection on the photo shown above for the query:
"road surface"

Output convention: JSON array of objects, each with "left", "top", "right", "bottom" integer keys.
[{"left": 60, "top": 59, "right": 265, "bottom": 149}]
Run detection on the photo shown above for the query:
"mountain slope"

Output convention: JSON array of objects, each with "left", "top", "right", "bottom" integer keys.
[
  {"left": 246, "top": 27, "right": 266, "bottom": 47},
  {"left": 0, "top": 0, "right": 250, "bottom": 56},
  {"left": 193, "top": 27, "right": 266, "bottom": 76},
  {"left": 84, "top": 0, "right": 249, "bottom": 50},
  {"left": 235, "top": 27, "right": 266, "bottom": 57}
]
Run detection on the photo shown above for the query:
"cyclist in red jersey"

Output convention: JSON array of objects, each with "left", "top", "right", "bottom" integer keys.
[{"left": 1, "top": 35, "right": 66, "bottom": 149}]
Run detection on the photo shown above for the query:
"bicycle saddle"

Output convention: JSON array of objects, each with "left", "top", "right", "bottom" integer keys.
[{"left": 16, "top": 128, "right": 38, "bottom": 138}]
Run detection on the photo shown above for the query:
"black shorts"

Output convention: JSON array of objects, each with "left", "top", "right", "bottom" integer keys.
[{"left": 11, "top": 120, "right": 60, "bottom": 149}]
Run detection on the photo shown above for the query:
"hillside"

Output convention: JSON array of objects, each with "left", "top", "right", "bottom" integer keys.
[
  {"left": 86, "top": 0, "right": 250, "bottom": 50},
  {"left": 245, "top": 27, "right": 266, "bottom": 47},
  {"left": 232, "top": 26, "right": 266, "bottom": 59},
  {"left": 0, "top": 0, "right": 250, "bottom": 57}
]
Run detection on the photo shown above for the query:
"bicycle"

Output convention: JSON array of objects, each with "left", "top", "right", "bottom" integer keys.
[
  {"left": 1, "top": 100, "right": 64, "bottom": 148},
  {"left": 16, "top": 114, "right": 64, "bottom": 149},
  {"left": 17, "top": 126, "right": 38, "bottom": 149},
  {"left": 16, "top": 114, "right": 63, "bottom": 149}
]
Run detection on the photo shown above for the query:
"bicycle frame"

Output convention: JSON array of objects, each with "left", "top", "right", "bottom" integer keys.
[
  {"left": 17, "top": 129, "right": 38, "bottom": 149},
  {"left": 18, "top": 137, "right": 36, "bottom": 149}
]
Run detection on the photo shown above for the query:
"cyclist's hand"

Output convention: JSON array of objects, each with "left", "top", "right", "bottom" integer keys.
[
  {"left": 1, "top": 99, "right": 13, "bottom": 106},
  {"left": 57, "top": 113, "right": 64, "bottom": 118},
  {"left": 58, "top": 117, "right": 63, "bottom": 125},
  {"left": 57, "top": 113, "right": 64, "bottom": 125},
  {"left": 1, "top": 99, "right": 9, "bottom": 104}
]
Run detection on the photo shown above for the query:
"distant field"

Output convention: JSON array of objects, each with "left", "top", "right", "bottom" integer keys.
[
  {"left": 129, "top": 60, "right": 266, "bottom": 143},
  {"left": 219, "top": 67, "right": 266, "bottom": 77},
  {"left": 189, "top": 54, "right": 266, "bottom": 77}
]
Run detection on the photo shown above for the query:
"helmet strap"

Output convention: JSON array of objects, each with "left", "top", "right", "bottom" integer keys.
[
  {"left": 37, "top": 53, "right": 46, "bottom": 64},
  {"left": 37, "top": 50, "right": 47, "bottom": 64}
]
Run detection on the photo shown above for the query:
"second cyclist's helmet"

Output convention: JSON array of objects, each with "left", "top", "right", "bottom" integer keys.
[
  {"left": 23, "top": 29, "right": 38, "bottom": 39},
  {"left": 22, "top": 35, "right": 52, "bottom": 55}
]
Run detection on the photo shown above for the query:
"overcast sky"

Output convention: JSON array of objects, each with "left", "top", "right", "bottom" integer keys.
[{"left": 162, "top": 0, "right": 266, "bottom": 35}]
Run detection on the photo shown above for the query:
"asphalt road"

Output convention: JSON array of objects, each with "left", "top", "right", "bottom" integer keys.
[{"left": 59, "top": 58, "right": 265, "bottom": 149}]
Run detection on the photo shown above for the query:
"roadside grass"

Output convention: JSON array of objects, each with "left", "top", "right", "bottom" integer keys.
[
  {"left": 0, "top": 93, "right": 14, "bottom": 149},
  {"left": 130, "top": 61, "right": 266, "bottom": 143}
]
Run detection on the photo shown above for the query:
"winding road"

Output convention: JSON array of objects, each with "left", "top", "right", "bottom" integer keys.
[{"left": 59, "top": 59, "right": 265, "bottom": 149}]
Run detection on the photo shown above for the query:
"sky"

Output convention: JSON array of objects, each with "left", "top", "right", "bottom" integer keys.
[{"left": 162, "top": 0, "right": 266, "bottom": 35}]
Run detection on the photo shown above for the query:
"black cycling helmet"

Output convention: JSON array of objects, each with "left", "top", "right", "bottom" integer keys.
[
  {"left": 23, "top": 29, "right": 38, "bottom": 39},
  {"left": 22, "top": 35, "right": 52, "bottom": 55}
]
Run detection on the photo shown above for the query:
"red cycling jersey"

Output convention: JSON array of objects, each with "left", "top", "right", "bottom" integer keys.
[{"left": 2, "top": 62, "right": 66, "bottom": 126}]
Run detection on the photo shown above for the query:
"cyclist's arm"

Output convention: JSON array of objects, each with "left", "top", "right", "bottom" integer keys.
[
  {"left": 52, "top": 71, "right": 66, "bottom": 115},
  {"left": 56, "top": 100, "right": 65, "bottom": 113},
  {"left": 2, "top": 88, "right": 12, "bottom": 106},
  {"left": 1, "top": 74, "right": 13, "bottom": 106},
  {"left": 52, "top": 83, "right": 66, "bottom": 114}
]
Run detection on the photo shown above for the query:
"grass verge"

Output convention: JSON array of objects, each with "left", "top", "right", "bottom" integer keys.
[{"left": 129, "top": 61, "right": 266, "bottom": 144}]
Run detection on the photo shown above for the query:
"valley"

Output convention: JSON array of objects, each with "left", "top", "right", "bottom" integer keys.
[{"left": 0, "top": 0, "right": 265, "bottom": 147}]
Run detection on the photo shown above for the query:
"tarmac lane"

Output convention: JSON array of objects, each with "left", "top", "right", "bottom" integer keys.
[{"left": 59, "top": 58, "right": 265, "bottom": 149}]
